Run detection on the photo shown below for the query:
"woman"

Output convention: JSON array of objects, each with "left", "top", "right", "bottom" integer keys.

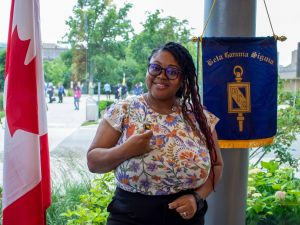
[
  {"left": 73, "top": 86, "right": 81, "bottom": 110},
  {"left": 87, "top": 42, "right": 223, "bottom": 225}
]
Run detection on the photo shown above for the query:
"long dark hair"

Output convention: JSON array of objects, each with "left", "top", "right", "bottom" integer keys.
[{"left": 148, "top": 42, "right": 218, "bottom": 189}]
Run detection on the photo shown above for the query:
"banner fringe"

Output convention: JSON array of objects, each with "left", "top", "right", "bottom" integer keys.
[{"left": 219, "top": 137, "right": 274, "bottom": 149}]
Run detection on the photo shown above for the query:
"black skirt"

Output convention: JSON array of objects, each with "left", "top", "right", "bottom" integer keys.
[{"left": 107, "top": 187, "right": 207, "bottom": 225}]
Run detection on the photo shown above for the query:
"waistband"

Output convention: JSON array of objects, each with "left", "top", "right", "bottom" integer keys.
[{"left": 115, "top": 187, "right": 193, "bottom": 201}]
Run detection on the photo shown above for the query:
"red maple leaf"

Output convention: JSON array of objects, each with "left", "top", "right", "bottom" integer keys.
[{"left": 6, "top": 27, "right": 39, "bottom": 136}]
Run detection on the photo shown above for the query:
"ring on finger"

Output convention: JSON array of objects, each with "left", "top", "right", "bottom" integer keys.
[{"left": 182, "top": 212, "right": 187, "bottom": 217}]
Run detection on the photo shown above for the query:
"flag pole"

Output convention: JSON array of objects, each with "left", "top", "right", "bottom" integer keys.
[{"left": 203, "top": 0, "right": 256, "bottom": 225}]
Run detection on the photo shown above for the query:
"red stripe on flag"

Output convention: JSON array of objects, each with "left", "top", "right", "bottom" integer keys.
[
  {"left": 3, "top": 183, "right": 46, "bottom": 225},
  {"left": 40, "top": 133, "right": 51, "bottom": 209},
  {"left": 2, "top": 134, "right": 51, "bottom": 225}
]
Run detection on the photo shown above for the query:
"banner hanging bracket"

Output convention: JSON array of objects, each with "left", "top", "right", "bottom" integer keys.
[{"left": 263, "top": 0, "right": 287, "bottom": 42}]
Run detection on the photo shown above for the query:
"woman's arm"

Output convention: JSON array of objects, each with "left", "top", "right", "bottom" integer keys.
[
  {"left": 87, "top": 119, "right": 153, "bottom": 173},
  {"left": 168, "top": 129, "right": 223, "bottom": 219},
  {"left": 195, "top": 129, "right": 223, "bottom": 198}
]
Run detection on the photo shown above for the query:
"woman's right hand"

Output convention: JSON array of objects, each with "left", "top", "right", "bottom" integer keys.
[
  {"left": 124, "top": 130, "right": 153, "bottom": 157},
  {"left": 87, "top": 120, "right": 153, "bottom": 173}
]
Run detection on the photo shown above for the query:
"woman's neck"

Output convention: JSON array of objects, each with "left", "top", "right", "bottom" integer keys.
[{"left": 144, "top": 93, "right": 179, "bottom": 114}]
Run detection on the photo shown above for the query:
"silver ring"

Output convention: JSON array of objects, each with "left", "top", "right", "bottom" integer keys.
[{"left": 182, "top": 212, "right": 187, "bottom": 217}]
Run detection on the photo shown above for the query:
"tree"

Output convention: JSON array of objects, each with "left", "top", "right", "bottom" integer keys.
[
  {"left": 70, "top": 48, "right": 87, "bottom": 84},
  {"left": 127, "top": 10, "right": 195, "bottom": 85},
  {"left": 0, "top": 50, "right": 6, "bottom": 92},
  {"left": 44, "top": 58, "right": 69, "bottom": 86},
  {"left": 65, "top": 0, "right": 134, "bottom": 84}
]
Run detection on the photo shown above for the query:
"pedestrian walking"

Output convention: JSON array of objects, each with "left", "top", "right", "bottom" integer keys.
[
  {"left": 114, "top": 83, "right": 121, "bottom": 100},
  {"left": 58, "top": 84, "right": 65, "bottom": 103},
  {"left": 47, "top": 83, "right": 55, "bottom": 103},
  {"left": 74, "top": 86, "right": 81, "bottom": 110},
  {"left": 104, "top": 83, "right": 111, "bottom": 100}
]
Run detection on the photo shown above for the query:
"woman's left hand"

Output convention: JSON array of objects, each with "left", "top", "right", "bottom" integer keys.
[{"left": 168, "top": 194, "right": 197, "bottom": 220}]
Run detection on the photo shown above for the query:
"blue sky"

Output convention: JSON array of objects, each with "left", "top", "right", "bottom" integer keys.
[{"left": 0, "top": 0, "right": 299, "bottom": 66}]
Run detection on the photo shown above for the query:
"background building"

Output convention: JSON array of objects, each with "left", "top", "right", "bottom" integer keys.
[
  {"left": 42, "top": 43, "right": 68, "bottom": 61},
  {"left": 0, "top": 42, "right": 68, "bottom": 61},
  {"left": 279, "top": 44, "right": 300, "bottom": 92}
]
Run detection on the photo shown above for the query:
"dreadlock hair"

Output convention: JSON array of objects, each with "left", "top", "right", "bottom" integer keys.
[{"left": 148, "top": 42, "right": 218, "bottom": 190}]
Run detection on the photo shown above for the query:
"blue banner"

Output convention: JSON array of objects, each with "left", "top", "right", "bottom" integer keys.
[{"left": 202, "top": 37, "right": 278, "bottom": 148}]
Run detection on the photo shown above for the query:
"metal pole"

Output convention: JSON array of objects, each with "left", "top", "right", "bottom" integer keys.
[
  {"left": 98, "top": 82, "right": 101, "bottom": 103},
  {"left": 296, "top": 42, "right": 300, "bottom": 78},
  {"left": 203, "top": 1, "right": 256, "bottom": 225},
  {"left": 89, "top": 58, "right": 94, "bottom": 96}
]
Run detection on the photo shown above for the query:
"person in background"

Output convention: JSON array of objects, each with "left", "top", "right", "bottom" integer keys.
[
  {"left": 114, "top": 83, "right": 121, "bottom": 101},
  {"left": 74, "top": 86, "right": 81, "bottom": 110},
  {"left": 133, "top": 82, "right": 143, "bottom": 96},
  {"left": 47, "top": 83, "right": 55, "bottom": 103},
  {"left": 104, "top": 83, "right": 112, "bottom": 100},
  {"left": 87, "top": 42, "right": 223, "bottom": 225},
  {"left": 121, "top": 84, "right": 128, "bottom": 99},
  {"left": 58, "top": 84, "right": 65, "bottom": 103}
]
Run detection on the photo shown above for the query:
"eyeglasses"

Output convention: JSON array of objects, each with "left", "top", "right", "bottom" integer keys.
[{"left": 148, "top": 63, "right": 181, "bottom": 80}]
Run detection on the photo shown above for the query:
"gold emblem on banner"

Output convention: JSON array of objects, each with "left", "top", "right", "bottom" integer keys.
[{"left": 227, "top": 65, "right": 251, "bottom": 132}]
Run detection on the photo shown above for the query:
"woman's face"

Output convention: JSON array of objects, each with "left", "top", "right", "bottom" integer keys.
[{"left": 146, "top": 50, "right": 182, "bottom": 101}]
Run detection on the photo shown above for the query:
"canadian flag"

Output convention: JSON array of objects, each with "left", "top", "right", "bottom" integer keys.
[{"left": 2, "top": 0, "right": 51, "bottom": 224}]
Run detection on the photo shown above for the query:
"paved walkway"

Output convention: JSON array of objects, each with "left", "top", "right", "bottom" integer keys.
[
  {"left": 46, "top": 95, "right": 96, "bottom": 152},
  {"left": 0, "top": 95, "right": 99, "bottom": 185}
]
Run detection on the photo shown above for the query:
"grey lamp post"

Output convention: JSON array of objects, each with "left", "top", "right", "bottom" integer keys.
[
  {"left": 203, "top": 1, "right": 256, "bottom": 225},
  {"left": 83, "top": 5, "right": 94, "bottom": 96}
]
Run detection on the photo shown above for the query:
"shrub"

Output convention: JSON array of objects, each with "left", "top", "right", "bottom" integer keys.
[
  {"left": 98, "top": 100, "right": 114, "bottom": 116},
  {"left": 0, "top": 111, "right": 5, "bottom": 120},
  {"left": 47, "top": 182, "right": 90, "bottom": 225},
  {"left": 61, "top": 173, "right": 115, "bottom": 225},
  {"left": 67, "top": 89, "right": 73, "bottom": 97},
  {"left": 46, "top": 157, "right": 92, "bottom": 225},
  {"left": 246, "top": 160, "right": 300, "bottom": 225}
]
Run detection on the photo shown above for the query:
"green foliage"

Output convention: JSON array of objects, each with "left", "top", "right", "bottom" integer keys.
[
  {"left": 98, "top": 99, "right": 114, "bottom": 115},
  {"left": 65, "top": 0, "right": 133, "bottom": 85},
  {"left": 0, "top": 111, "right": 5, "bottom": 120},
  {"left": 44, "top": 57, "right": 69, "bottom": 86},
  {"left": 250, "top": 79, "right": 300, "bottom": 167},
  {"left": 92, "top": 54, "right": 119, "bottom": 85},
  {"left": 64, "top": 1, "right": 196, "bottom": 89},
  {"left": 115, "top": 57, "right": 141, "bottom": 90},
  {"left": 60, "top": 49, "right": 74, "bottom": 69},
  {"left": 247, "top": 160, "right": 300, "bottom": 225},
  {"left": 61, "top": 173, "right": 115, "bottom": 225},
  {"left": 46, "top": 157, "right": 92, "bottom": 225},
  {"left": 278, "top": 79, "right": 300, "bottom": 111},
  {"left": 70, "top": 48, "right": 87, "bottom": 84},
  {"left": 0, "top": 50, "right": 6, "bottom": 92},
  {"left": 0, "top": 92, "right": 3, "bottom": 111},
  {"left": 67, "top": 88, "right": 74, "bottom": 97},
  {"left": 0, "top": 92, "right": 4, "bottom": 126},
  {"left": 47, "top": 182, "right": 90, "bottom": 225},
  {"left": 128, "top": 10, "right": 193, "bottom": 84},
  {"left": 82, "top": 120, "right": 98, "bottom": 126}
]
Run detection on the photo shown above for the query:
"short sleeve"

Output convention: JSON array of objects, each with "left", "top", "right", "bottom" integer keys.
[
  {"left": 203, "top": 110, "right": 219, "bottom": 132},
  {"left": 103, "top": 100, "right": 128, "bottom": 132}
]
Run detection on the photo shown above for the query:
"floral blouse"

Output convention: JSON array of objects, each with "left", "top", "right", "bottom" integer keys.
[{"left": 103, "top": 95, "right": 219, "bottom": 195}]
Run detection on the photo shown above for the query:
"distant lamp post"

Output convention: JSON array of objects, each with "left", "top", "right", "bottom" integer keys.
[
  {"left": 122, "top": 73, "right": 126, "bottom": 86},
  {"left": 83, "top": 4, "right": 94, "bottom": 96}
]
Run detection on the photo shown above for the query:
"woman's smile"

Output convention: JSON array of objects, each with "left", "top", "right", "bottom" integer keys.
[{"left": 152, "top": 80, "right": 170, "bottom": 89}]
